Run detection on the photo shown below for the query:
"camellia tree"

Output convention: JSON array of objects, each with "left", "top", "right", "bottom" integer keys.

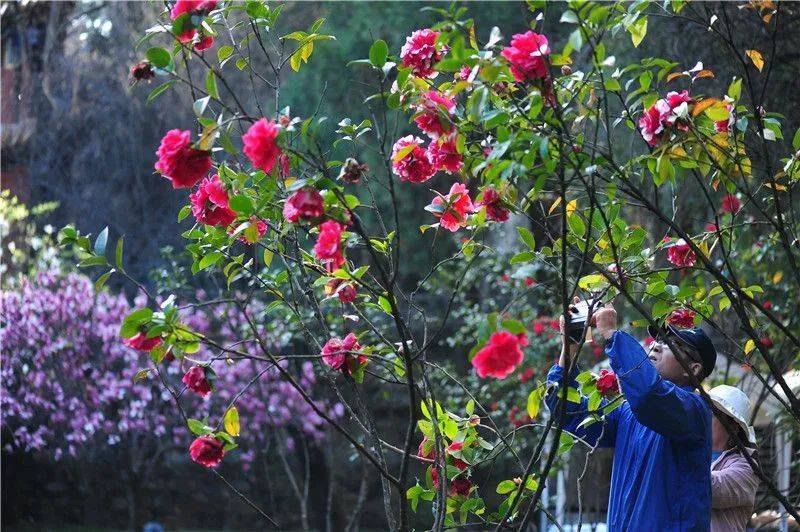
[{"left": 59, "top": 0, "right": 798, "bottom": 529}]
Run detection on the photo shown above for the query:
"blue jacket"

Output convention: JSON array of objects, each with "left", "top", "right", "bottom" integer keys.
[{"left": 546, "top": 330, "right": 712, "bottom": 531}]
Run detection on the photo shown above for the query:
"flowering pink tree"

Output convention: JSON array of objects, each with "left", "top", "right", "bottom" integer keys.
[{"left": 59, "top": 1, "right": 799, "bottom": 528}]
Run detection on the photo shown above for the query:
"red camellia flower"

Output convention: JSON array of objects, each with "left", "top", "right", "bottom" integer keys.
[
  {"left": 283, "top": 187, "right": 324, "bottom": 223},
  {"left": 242, "top": 118, "right": 282, "bottom": 174},
  {"left": 313, "top": 220, "right": 346, "bottom": 270},
  {"left": 400, "top": 29, "right": 444, "bottom": 78},
  {"left": 414, "top": 91, "right": 455, "bottom": 138},
  {"left": 721, "top": 194, "right": 741, "bottom": 214},
  {"left": 705, "top": 222, "right": 718, "bottom": 233},
  {"left": 665, "top": 90, "right": 692, "bottom": 111},
  {"left": 391, "top": 135, "right": 435, "bottom": 183},
  {"left": 449, "top": 476, "right": 473, "bottom": 496},
  {"left": 524, "top": 277, "right": 535, "bottom": 287},
  {"left": 427, "top": 136, "right": 462, "bottom": 174},
  {"left": 130, "top": 61, "right": 155, "bottom": 81},
  {"left": 638, "top": 100, "right": 670, "bottom": 146},
  {"left": 189, "top": 435, "right": 225, "bottom": 468},
  {"left": 471, "top": 331, "right": 526, "bottom": 379},
  {"left": 667, "top": 239, "right": 696, "bottom": 268},
  {"left": 182, "top": 366, "right": 212, "bottom": 397},
  {"left": 321, "top": 333, "right": 365, "bottom": 373},
  {"left": 325, "top": 278, "right": 357, "bottom": 303},
  {"left": 477, "top": 188, "right": 510, "bottom": 222},
  {"left": 668, "top": 308, "right": 696, "bottom": 328},
  {"left": 194, "top": 35, "right": 214, "bottom": 51},
  {"left": 760, "top": 337, "right": 773, "bottom": 347},
  {"left": 228, "top": 216, "right": 268, "bottom": 244},
  {"left": 501, "top": 31, "right": 551, "bottom": 82},
  {"left": 596, "top": 369, "right": 620, "bottom": 398},
  {"left": 155, "top": 129, "right": 212, "bottom": 188},
  {"left": 763, "top": 300, "right": 773, "bottom": 310},
  {"left": 427, "top": 182, "right": 474, "bottom": 232},
  {"left": 532, "top": 321, "right": 546, "bottom": 335},
  {"left": 190, "top": 174, "right": 236, "bottom": 227},
  {"left": 123, "top": 332, "right": 162, "bottom": 351}
]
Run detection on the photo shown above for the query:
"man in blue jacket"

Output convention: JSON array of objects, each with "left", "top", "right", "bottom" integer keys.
[{"left": 546, "top": 304, "right": 718, "bottom": 531}]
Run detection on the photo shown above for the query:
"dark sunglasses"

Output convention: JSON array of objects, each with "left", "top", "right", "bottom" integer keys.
[{"left": 653, "top": 333, "right": 702, "bottom": 365}]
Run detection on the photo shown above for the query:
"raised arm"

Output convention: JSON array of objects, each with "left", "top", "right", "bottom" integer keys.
[{"left": 603, "top": 330, "right": 710, "bottom": 441}]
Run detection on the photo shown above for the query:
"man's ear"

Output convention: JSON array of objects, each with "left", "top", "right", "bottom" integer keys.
[{"left": 690, "top": 362, "right": 703, "bottom": 380}]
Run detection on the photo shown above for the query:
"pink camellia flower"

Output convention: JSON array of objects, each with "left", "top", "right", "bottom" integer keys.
[
  {"left": 596, "top": 369, "right": 620, "bottom": 398},
  {"left": 283, "top": 187, "right": 324, "bottom": 223},
  {"left": 665, "top": 90, "right": 692, "bottom": 111},
  {"left": 427, "top": 182, "right": 474, "bottom": 232},
  {"left": 123, "top": 332, "right": 162, "bottom": 351},
  {"left": 170, "top": 0, "right": 217, "bottom": 19},
  {"left": 721, "top": 194, "right": 741, "bottom": 214},
  {"left": 501, "top": 31, "right": 551, "bottom": 82},
  {"left": 477, "top": 188, "right": 510, "bottom": 222},
  {"left": 427, "top": 136, "right": 462, "bottom": 174},
  {"left": 313, "top": 220, "right": 346, "bottom": 270},
  {"left": 228, "top": 216, "right": 268, "bottom": 244},
  {"left": 638, "top": 100, "right": 671, "bottom": 146},
  {"left": 170, "top": 0, "right": 217, "bottom": 44},
  {"left": 391, "top": 135, "right": 435, "bottom": 183},
  {"left": 705, "top": 222, "right": 718, "bottom": 232},
  {"left": 760, "top": 337, "right": 773, "bottom": 347},
  {"left": 414, "top": 91, "right": 455, "bottom": 138},
  {"left": 400, "top": 29, "right": 444, "bottom": 78},
  {"left": 242, "top": 118, "right": 282, "bottom": 174},
  {"left": 189, "top": 435, "right": 225, "bottom": 467},
  {"left": 446, "top": 441, "right": 469, "bottom": 470},
  {"left": 321, "top": 333, "right": 365, "bottom": 374},
  {"left": 664, "top": 90, "right": 692, "bottom": 131},
  {"left": 182, "top": 366, "right": 212, "bottom": 397},
  {"left": 155, "top": 129, "right": 212, "bottom": 188},
  {"left": 667, "top": 238, "right": 697, "bottom": 268},
  {"left": 457, "top": 65, "right": 473, "bottom": 81},
  {"left": 667, "top": 308, "right": 696, "bottom": 328},
  {"left": 471, "top": 331, "right": 526, "bottom": 379},
  {"left": 190, "top": 174, "right": 236, "bottom": 227}
]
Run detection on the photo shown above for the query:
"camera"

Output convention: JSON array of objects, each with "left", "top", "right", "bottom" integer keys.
[{"left": 566, "top": 299, "right": 604, "bottom": 343}]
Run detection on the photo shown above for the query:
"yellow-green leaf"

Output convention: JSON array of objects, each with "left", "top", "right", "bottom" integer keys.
[
  {"left": 224, "top": 406, "right": 240, "bottom": 436},
  {"left": 526, "top": 387, "right": 544, "bottom": 419},
  {"left": 629, "top": 17, "right": 648, "bottom": 48},
  {"left": 745, "top": 49, "right": 764, "bottom": 72},
  {"left": 743, "top": 339, "right": 756, "bottom": 355}
]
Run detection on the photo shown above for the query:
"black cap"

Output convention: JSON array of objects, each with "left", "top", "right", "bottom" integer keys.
[{"left": 648, "top": 324, "right": 717, "bottom": 379}]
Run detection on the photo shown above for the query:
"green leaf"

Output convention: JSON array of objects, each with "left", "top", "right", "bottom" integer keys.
[
  {"left": 517, "top": 226, "right": 536, "bottom": 249},
  {"left": 217, "top": 45, "right": 234, "bottom": 63},
  {"left": 526, "top": 387, "right": 544, "bottom": 419},
  {"left": 146, "top": 46, "right": 171, "bottom": 68},
  {"left": 628, "top": 17, "right": 648, "bottom": 47},
  {"left": 224, "top": 407, "right": 240, "bottom": 436},
  {"left": 496, "top": 480, "right": 517, "bottom": 494},
  {"left": 79, "top": 256, "right": 108, "bottom": 268},
  {"left": 378, "top": 295, "right": 392, "bottom": 314},
  {"left": 510, "top": 251, "right": 535, "bottom": 264},
  {"left": 94, "top": 269, "right": 115, "bottom": 291},
  {"left": 133, "top": 368, "right": 153, "bottom": 383},
  {"left": 146, "top": 80, "right": 175, "bottom": 104},
  {"left": 793, "top": 128, "right": 800, "bottom": 150},
  {"left": 193, "top": 96, "right": 211, "bottom": 117},
  {"left": 229, "top": 194, "right": 254, "bottom": 215},
  {"left": 205, "top": 69, "right": 219, "bottom": 99},
  {"left": 369, "top": 39, "right": 388, "bottom": 68},
  {"left": 567, "top": 214, "right": 586, "bottom": 237},
  {"left": 199, "top": 252, "right": 223, "bottom": 271},
  {"left": 557, "top": 432, "right": 575, "bottom": 454},
  {"left": 115, "top": 237, "right": 124, "bottom": 270},
  {"left": 94, "top": 226, "right": 109, "bottom": 256},
  {"left": 187, "top": 418, "right": 214, "bottom": 436}
]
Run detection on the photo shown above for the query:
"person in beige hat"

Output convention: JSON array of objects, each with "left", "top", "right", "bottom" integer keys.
[{"left": 708, "top": 384, "right": 760, "bottom": 532}]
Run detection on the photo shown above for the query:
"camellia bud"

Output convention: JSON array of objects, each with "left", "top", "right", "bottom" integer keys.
[
  {"left": 468, "top": 414, "right": 481, "bottom": 426},
  {"left": 338, "top": 158, "right": 369, "bottom": 184},
  {"left": 561, "top": 65, "right": 572, "bottom": 76},
  {"left": 130, "top": 60, "right": 155, "bottom": 81}
]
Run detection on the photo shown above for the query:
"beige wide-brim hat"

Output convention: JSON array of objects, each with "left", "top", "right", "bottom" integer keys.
[{"left": 708, "top": 385, "right": 757, "bottom": 445}]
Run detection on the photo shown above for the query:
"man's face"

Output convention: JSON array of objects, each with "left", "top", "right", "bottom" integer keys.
[{"left": 647, "top": 339, "right": 701, "bottom": 384}]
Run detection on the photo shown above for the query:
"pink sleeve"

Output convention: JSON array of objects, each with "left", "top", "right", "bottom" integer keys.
[{"left": 711, "top": 453, "right": 759, "bottom": 509}]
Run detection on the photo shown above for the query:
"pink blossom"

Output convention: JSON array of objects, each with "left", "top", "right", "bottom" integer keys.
[
  {"left": 427, "top": 182, "right": 474, "bottom": 232},
  {"left": 501, "top": 31, "right": 551, "bottom": 82},
  {"left": 427, "top": 136, "right": 462, "bottom": 174},
  {"left": 414, "top": 91, "right": 455, "bottom": 138},
  {"left": 242, "top": 119, "right": 282, "bottom": 174},
  {"left": 313, "top": 220, "right": 346, "bottom": 270},
  {"left": 391, "top": 135, "right": 435, "bottom": 183},
  {"left": 283, "top": 188, "right": 324, "bottom": 223},
  {"left": 400, "top": 29, "right": 444, "bottom": 78},
  {"left": 190, "top": 174, "right": 236, "bottom": 227},
  {"left": 667, "top": 238, "right": 697, "bottom": 268}
]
